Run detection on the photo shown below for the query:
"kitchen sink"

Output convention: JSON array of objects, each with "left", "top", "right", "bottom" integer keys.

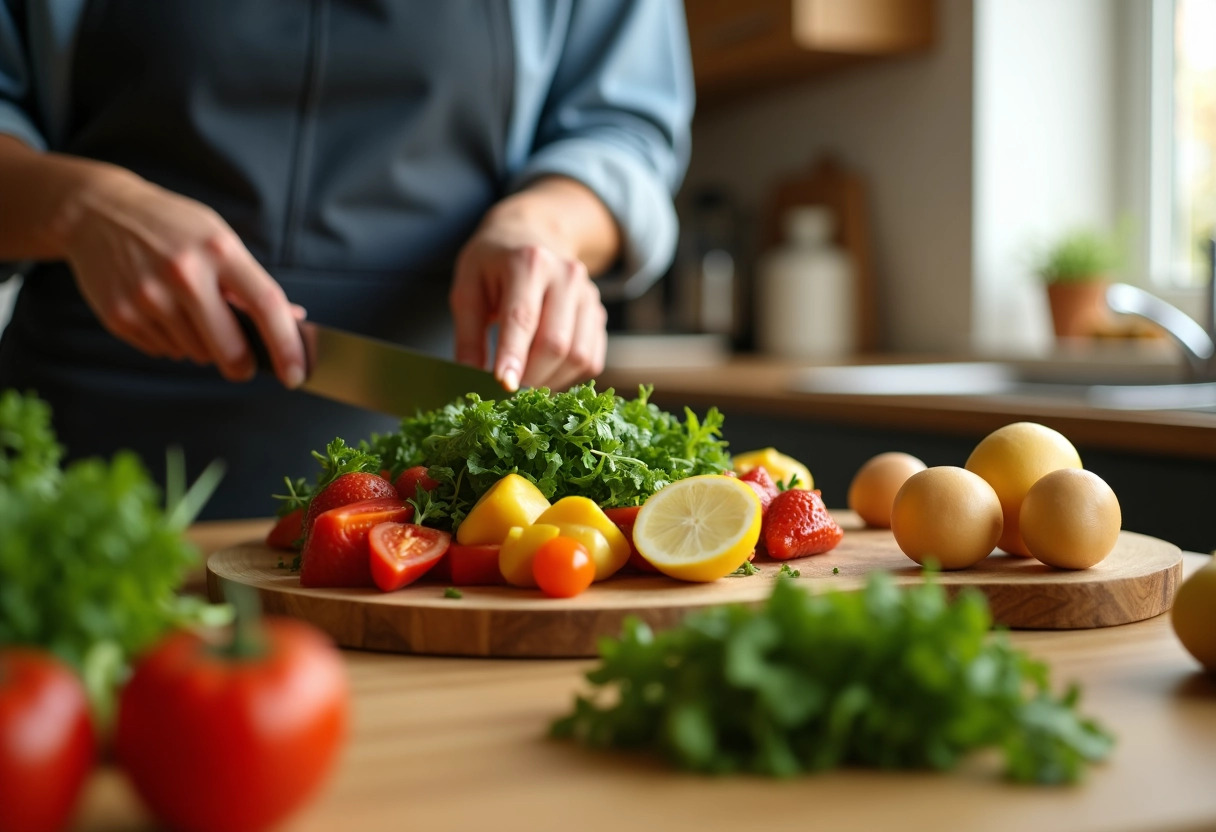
[{"left": 789, "top": 360, "right": 1216, "bottom": 412}]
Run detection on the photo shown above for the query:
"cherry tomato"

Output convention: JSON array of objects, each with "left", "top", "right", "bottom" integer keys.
[
  {"left": 265, "top": 507, "right": 304, "bottom": 550},
  {"left": 369, "top": 522, "right": 451, "bottom": 592},
  {"left": 115, "top": 618, "right": 348, "bottom": 832},
  {"left": 531, "top": 536, "right": 595, "bottom": 598},
  {"left": 0, "top": 649, "right": 96, "bottom": 832},
  {"left": 393, "top": 466, "right": 441, "bottom": 501}
]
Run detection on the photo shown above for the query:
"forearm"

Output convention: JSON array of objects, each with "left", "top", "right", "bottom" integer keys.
[
  {"left": 487, "top": 176, "right": 621, "bottom": 275},
  {"left": 0, "top": 135, "right": 132, "bottom": 261}
]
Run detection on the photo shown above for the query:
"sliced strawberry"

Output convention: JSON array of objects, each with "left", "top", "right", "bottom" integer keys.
[
  {"left": 265, "top": 507, "right": 304, "bottom": 550},
  {"left": 300, "top": 498, "right": 412, "bottom": 588},
  {"left": 762, "top": 489, "right": 843, "bottom": 560},
  {"left": 429, "top": 543, "right": 506, "bottom": 585},
  {"left": 739, "top": 466, "right": 779, "bottom": 514},
  {"left": 369, "top": 522, "right": 451, "bottom": 592},
  {"left": 603, "top": 505, "right": 657, "bottom": 573},
  {"left": 393, "top": 466, "right": 441, "bottom": 501},
  {"left": 304, "top": 472, "right": 398, "bottom": 534}
]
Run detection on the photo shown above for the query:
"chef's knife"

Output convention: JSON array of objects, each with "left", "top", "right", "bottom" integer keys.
[{"left": 235, "top": 312, "right": 506, "bottom": 416}]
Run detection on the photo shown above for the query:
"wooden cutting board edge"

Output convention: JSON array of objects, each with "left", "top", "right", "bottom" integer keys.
[{"left": 205, "top": 526, "right": 1183, "bottom": 658}]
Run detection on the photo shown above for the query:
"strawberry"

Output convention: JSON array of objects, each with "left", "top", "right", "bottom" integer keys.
[
  {"left": 762, "top": 488, "right": 843, "bottom": 560},
  {"left": 739, "top": 466, "right": 779, "bottom": 513},
  {"left": 300, "top": 498, "right": 413, "bottom": 587},
  {"left": 304, "top": 472, "right": 398, "bottom": 534},
  {"left": 393, "top": 466, "right": 441, "bottom": 501},
  {"left": 265, "top": 507, "right": 304, "bottom": 550}
]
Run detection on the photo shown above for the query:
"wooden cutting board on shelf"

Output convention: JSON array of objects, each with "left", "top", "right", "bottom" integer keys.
[{"left": 206, "top": 515, "right": 1181, "bottom": 658}]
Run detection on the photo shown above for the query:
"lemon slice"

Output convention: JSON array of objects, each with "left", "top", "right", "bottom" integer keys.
[{"left": 633, "top": 475, "right": 762, "bottom": 582}]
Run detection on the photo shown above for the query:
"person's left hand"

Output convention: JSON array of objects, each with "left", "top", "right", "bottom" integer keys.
[{"left": 451, "top": 191, "right": 609, "bottom": 393}]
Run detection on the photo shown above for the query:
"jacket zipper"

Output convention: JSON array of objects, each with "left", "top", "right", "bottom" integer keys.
[{"left": 281, "top": 0, "right": 329, "bottom": 265}]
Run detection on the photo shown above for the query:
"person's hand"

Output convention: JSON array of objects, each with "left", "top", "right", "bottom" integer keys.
[
  {"left": 60, "top": 169, "right": 306, "bottom": 386},
  {"left": 450, "top": 180, "right": 617, "bottom": 392}
]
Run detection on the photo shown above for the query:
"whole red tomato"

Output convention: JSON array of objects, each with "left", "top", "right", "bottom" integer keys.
[
  {"left": 115, "top": 618, "right": 348, "bottom": 832},
  {"left": 0, "top": 649, "right": 96, "bottom": 832}
]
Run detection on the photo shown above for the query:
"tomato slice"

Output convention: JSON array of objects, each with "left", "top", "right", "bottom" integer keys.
[
  {"left": 603, "top": 505, "right": 656, "bottom": 573},
  {"left": 369, "top": 522, "right": 451, "bottom": 592},
  {"left": 300, "top": 498, "right": 411, "bottom": 588},
  {"left": 429, "top": 544, "right": 505, "bottom": 586}
]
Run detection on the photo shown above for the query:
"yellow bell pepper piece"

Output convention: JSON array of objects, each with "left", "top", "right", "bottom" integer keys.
[
  {"left": 456, "top": 473, "right": 551, "bottom": 545},
  {"left": 498, "top": 523, "right": 561, "bottom": 588},
  {"left": 550, "top": 524, "right": 618, "bottom": 582},
  {"left": 535, "top": 496, "right": 630, "bottom": 580},
  {"left": 731, "top": 448, "right": 813, "bottom": 490}
]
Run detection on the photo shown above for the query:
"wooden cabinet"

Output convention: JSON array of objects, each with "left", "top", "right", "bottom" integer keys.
[{"left": 685, "top": 0, "right": 935, "bottom": 105}]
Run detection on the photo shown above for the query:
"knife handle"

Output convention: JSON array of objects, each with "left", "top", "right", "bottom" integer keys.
[{"left": 231, "top": 308, "right": 279, "bottom": 375}]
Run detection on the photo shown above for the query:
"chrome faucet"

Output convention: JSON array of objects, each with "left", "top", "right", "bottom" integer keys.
[{"left": 1106, "top": 237, "right": 1216, "bottom": 379}]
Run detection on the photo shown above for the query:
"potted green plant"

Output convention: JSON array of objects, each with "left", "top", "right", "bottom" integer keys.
[{"left": 1036, "top": 228, "right": 1124, "bottom": 339}]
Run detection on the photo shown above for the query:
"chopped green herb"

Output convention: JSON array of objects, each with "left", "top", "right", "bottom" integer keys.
[
  {"left": 778, "top": 563, "right": 801, "bottom": 578},
  {"left": 832, "top": 567, "right": 840, "bottom": 575},
  {"left": 552, "top": 573, "right": 1112, "bottom": 784},
  {"left": 281, "top": 383, "right": 731, "bottom": 532},
  {"left": 728, "top": 561, "right": 761, "bottom": 577},
  {"left": 443, "top": 587, "right": 463, "bottom": 599}
]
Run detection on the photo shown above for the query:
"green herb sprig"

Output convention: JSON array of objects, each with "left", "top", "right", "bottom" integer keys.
[
  {"left": 552, "top": 574, "right": 1112, "bottom": 784},
  {"left": 284, "top": 383, "right": 731, "bottom": 532}
]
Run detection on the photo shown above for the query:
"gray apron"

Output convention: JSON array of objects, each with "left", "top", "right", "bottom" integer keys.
[{"left": 0, "top": 0, "right": 513, "bottom": 518}]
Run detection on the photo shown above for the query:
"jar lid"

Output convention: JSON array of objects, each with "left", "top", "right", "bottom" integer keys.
[{"left": 784, "top": 206, "right": 834, "bottom": 244}]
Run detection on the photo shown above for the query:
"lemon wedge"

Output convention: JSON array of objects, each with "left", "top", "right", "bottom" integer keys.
[{"left": 633, "top": 475, "right": 762, "bottom": 582}]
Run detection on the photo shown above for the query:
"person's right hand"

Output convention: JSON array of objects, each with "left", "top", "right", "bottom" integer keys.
[{"left": 60, "top": 170, "right": 305, "bottom": 387}]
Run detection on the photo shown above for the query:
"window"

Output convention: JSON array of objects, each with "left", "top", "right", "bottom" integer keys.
[{"left": 1150, "top": 0, "right": 1215, "bottom": 288}]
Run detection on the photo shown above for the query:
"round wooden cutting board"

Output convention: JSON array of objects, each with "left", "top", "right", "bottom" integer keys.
[{"left": 206, "top": 516, "right": 1182, "bottom": 658}]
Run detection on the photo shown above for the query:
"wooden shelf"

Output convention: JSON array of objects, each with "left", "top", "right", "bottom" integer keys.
[{"left": 686, "top": 0, "right": 935, "bottom": 105}]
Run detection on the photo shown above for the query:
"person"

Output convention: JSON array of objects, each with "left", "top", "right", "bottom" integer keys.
[{"left": 0, "top": 1, "right": 694, "bottom": 518}]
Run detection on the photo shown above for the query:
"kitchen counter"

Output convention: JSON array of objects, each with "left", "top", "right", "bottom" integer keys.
[
  {"left": 75, "top": 520, "right": 1216, "bottom": 832},
  {"left": 597, "top": 355, "right": 1216, "bottom": 462}
]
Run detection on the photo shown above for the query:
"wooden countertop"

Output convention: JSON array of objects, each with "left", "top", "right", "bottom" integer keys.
[
  {"left": 597, "top": 357, "right": 1216, "bottom": 461},
  {"left": 74, "top": 520, "right": 1216, "bottom": 832}
]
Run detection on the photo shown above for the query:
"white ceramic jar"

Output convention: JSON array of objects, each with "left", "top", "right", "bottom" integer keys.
[{"left": 756, "top": 206, "right": 856, "bottom": 359}]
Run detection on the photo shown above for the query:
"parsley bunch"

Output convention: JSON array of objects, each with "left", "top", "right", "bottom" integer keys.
[
  {"left": 0, "top": 390, "right": 223, "bottom": 718},
  {"left": 286, "top": 383, "right": 731, "bottom": 531},
  {"left": 552, "top": 574, "right": 1113, "bottom": 784}
]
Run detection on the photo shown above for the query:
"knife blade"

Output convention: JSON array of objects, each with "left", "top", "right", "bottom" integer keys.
[{"left": 235, "top": 312, "right": 505, "bottom": 416}]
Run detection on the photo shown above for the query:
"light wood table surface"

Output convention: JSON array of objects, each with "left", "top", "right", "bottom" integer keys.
[{"left": 75, "top": 520, "right": 1216, "bottom": 832}]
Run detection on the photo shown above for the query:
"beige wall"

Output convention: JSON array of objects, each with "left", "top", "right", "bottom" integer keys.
[{"left": 683, "top": 0, "right": 976, "bottom": 353}]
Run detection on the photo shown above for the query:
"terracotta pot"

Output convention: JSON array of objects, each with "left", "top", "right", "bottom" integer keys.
[{"left": 1046, "top": 280, "right": 1110, "bottom": 338}]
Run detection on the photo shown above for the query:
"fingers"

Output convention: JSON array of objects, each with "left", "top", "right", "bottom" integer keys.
[
  {"left": 519, "top": 260, "right": 582, "bottom": 389},
  {"left": 450, "top": 254, "right": 491, "bottom": 374},
  {"left": 489, "top": 246, "right": 549, "bottom": 392},
  {"left": 485, "top": 246, "right": 607, "bottom": 393},
  {"left": 214, "top": 248, "right": 306, "bottom": 388},
  {"left": 521, "top": 261, "right": 607, "bottom": 391}
]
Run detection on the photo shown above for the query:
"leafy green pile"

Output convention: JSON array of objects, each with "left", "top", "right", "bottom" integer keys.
[
  {"left": 552, "top": 575, "right": 1113, "bottom": 784},
  {"left": 0, "top": 390, "right": 223, "bottom": 716},
  {"left": 282, "top": 383, "right": 731, "bottom": 531}
]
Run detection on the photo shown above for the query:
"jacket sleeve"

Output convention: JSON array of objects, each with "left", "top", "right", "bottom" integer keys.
[
  {"left": 508, "top": 0, "right": 694, "bottom": 290},
  {"left": 0, "top": 1, "right": 45, "bottom": 150}
]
